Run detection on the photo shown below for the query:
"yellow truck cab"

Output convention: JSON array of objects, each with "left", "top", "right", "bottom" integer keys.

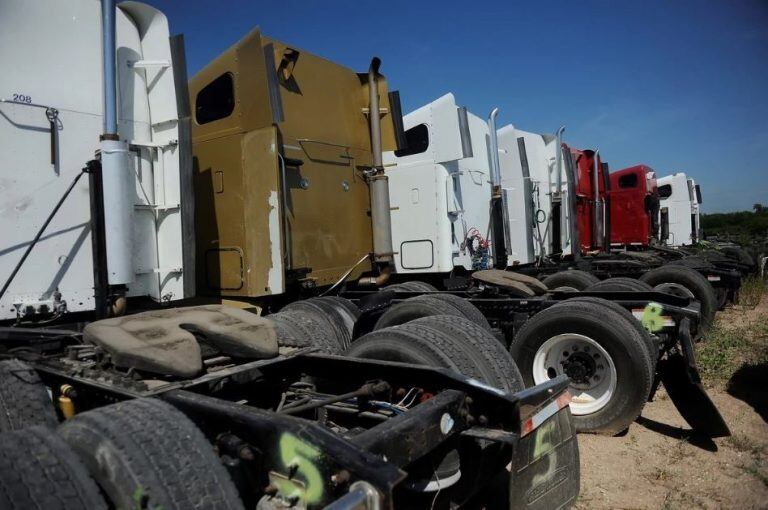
[{"left": 190, "top": 29, "right": 403, "bottom": 299}]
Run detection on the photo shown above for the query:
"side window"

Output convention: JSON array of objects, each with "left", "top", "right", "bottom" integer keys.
[
  {"left": 195, "top": 72, "right": 235, "bottom": 125},
  {"left": 658, "top": 184, "right": 672, "bottom": 199},
  {"left": 394, "top": 124, "right": 429, "bottom": 157},
  {"left": 618, "top": 173, "right": 638, "bottom": 189}
]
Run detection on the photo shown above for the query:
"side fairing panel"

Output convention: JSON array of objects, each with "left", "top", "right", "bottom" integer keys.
[{"left": 387, "top": 164, "right": 453, "bottom": 273}]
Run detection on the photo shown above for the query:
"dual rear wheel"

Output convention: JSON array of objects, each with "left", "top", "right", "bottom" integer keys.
[{"left": 0, "top": 361, "right": 244, "bottom": 510}]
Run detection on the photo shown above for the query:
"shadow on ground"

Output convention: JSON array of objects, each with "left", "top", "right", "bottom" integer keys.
[
  {"left": 727, "top": 362, "right": 768, "bottom": 424},
  {"left": 636, "top": 416, "right": 718, "bottom": 451}
]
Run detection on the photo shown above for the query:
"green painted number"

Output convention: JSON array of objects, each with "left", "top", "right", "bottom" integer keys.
[
  {"left": 641, "top": 302, "right": 664, "bottom": 332},
  {"left": 278, "top": 433, "right": 324, "bottom": 504}
]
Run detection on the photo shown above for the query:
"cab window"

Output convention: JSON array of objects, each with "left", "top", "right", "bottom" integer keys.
[
  {"left": 394, "top": 124, "right": 429, "bottom": 157},
  {"left": 618, "top": 173, "right": 638, "bottom": 189},
  {"left": 196, "top": 72, "right": 235, "bottom": 125},
  {"left": 658, "top": 184, "right": 672, "bottom": 198}
]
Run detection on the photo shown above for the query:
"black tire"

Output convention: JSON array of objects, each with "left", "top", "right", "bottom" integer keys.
[
  {"left": 269, "top": 310, "right": 343, "bottom": 353},
  {"left": 639, "top": 264, "right": 716, "bottom": 335},
  {"left": 346, "top": 317, "right": 523, "bottom": 507},
  {"left": 58, "top": 398, "right": 244, "bottom": 510},
  {"left": 373, "top": 295, "right": 467, "bottom": 330},
  {"left": 0, "top": 359, "right": 58, "bottom": 431},
  {"left": 715, "top": 287, "right": 728, "bottom": 310},
  {"left": 411, "top": 315, "right": 524, "bottom": 392},
  {"left": 586, "top": 277, "right": 654, "bottom": 292},
  {"left": 385, "top": 281, "right": 438, "bottom": 292},
  {"left": 0, "top": 426, "right": 106, "bottom": 510},
  {"left": 321, "top": 296, "right": 361, "bottom": 320},
  {"left": 282, "top": 298, "right": 353, "bottom": 349},
  {"left": 542, "top": 270, "right": 600, "bottom": 291},
  {"left": 348, "top": 316, "right": 523, "bottom": 392},
  {"left": 510, "top": 300, "right": 652, "bottom": 435},
  {"left": 424, "top": 293, "right": 493, "bottom": 332},
  {"left": 317, "top": 296, "right": 360, "bottom": 340},
  {"left": 566, "top": 296, "right": 657, "bottom": 384},
  {"left": 667, "top": 256, "right": 713, "bottom": 271},
  {"left": 720, "top": 246, "right": 755, "bottom": 268}
]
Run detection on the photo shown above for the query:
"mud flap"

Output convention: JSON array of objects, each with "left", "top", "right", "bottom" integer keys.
[
  {"left": 509, "top": 407, "right": 580, "bottom": 509},
  {"left": 659, "top": 318, "right": 730, "bottom": 438}
]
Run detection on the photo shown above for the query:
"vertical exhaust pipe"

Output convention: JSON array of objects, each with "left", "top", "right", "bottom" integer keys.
[
  {"left": 554, "top": 126, "right": 565, "bottom": 198},
  {"left": 367, "top": 58, "right": 393, "bottom": 265},
  {"left": 99, "top": 0, "right": 133, "bottom": 285},
  {"left": 487, "top": 108, "right": 502, "bottom": 190},
  {"left": 592, "top": 150, "right": 603, "bottom": 249}
]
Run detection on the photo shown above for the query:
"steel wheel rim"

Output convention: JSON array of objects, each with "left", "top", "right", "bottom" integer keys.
[{"left": 532, "top": 333, "right": 617, "bottom": 416}]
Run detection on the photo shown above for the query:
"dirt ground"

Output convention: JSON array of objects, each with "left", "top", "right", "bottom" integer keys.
[{"left": 576, "top": 292, "right": 768, "bottom": 510}]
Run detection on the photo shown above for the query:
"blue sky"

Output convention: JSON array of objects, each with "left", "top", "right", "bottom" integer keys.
[{"left": 147, "top": 0, "right": 768, "bottom": 213}]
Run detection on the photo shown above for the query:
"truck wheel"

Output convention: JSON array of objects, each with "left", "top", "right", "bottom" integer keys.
[
  {"left": 422, "top": 294, "right": 492, "bottom": 332},
  {"left": 282, "top": 297, "right": 358, "bottom": 349},
  {"left": 269, "top": 310, "right": 343, "bottom": 353},
  {"left": 411, "top": 316, "right": 523, "bottom": 392},
  {"left": 347, "top": 318, "right": 524, "bottom": 503},
  {"left": 586, "top": 277, "right": 653, "bottom": 292},
  {"left": 542, "top": 270, "right": 599, "bottom": 291},
  {"left": 509, "top": 300, "right": 652, "bottom": 435},
  {"left": 566, "top": 296, "right": 657, "bottom": 384},
  {"left": 667, "top": 256, "right": 713, "bottom": 271},
  {"left": 0, "top": 426, "right": 106, "bottom": 510},
  {"left": 0, "top": 359, "right": 58, "bottom": 431},
  {"left": 58, "top": 398, "right": 244, "bottom": 510},
  {"left": 385, "top": 281, "right": 438, "bottom": 292},
  {"left": 715, "top": 288, "right": 728, "bottom": 310},
  {"left": 373, "top": 295, "right": 484, "bottom": 330},
  {"left": 639, "top": 265, "right": 716, "bottom": 335},
  {"left": 317, "top": 296, "right": 360, "bottom": 339},
  {"left": 719, "top": 246, "right": 755, "bottom": 268},
  {"left": 348, "top": 316, "right": 523, "bottom": 392}
]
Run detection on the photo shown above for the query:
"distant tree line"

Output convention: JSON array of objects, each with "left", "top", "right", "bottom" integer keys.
[{"left": 702, "top": 203, "right": 768, "bottom": 237}]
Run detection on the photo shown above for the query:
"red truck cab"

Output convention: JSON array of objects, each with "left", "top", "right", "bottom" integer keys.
[{"left": 609, "top": 165, "right": 659, "bottom": 247}]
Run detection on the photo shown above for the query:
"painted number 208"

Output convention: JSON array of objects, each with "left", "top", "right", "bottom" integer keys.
[{"left": 12, "top": 93, "right": 32, "bottom": 104}]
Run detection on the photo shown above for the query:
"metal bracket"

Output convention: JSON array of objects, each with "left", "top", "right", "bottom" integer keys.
[{"left": 129, "top": 59, "right": 171, "bottom": 69}]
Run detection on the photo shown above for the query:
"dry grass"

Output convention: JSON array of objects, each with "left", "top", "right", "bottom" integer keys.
[
  {"left": 739, "top": 276, "right": 767, "bottom": 309},
  {"left": 696, "top": 279, "right": 768, "bottom": 387}
]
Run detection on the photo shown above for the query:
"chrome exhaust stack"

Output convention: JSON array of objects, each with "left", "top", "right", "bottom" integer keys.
[
  {"left": 367, "top": 57, "right": 393, "bottom": 265},
  {"left": 487, "top": 108, "right": 502, "bottom": 192},
  {"left": 554, "top": 126, "right": 565, "bottom": 198},
  {"left": 592, "top": 150, "right": 604, "bottom": 249}
]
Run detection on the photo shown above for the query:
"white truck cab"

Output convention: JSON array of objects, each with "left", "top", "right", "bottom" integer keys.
[
  {"left": 383, "top": 94, "right": 575, "bottom": 275},
  {"left": 383, "top": 94, "right": 494, "bottom": 274},
  {"left": 0, "top": 0, "right": 192, "bottom": 321},
  {"left": 497, "top": 125, "right": 573, "bottom": 264},
  {"left": 657, "top": 173, "right": 696, "bottom": 246}
]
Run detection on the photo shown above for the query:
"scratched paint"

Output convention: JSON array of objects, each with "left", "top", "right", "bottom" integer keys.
[{"left": 267, "top": 190, "right": 284, "bottom": 293}]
